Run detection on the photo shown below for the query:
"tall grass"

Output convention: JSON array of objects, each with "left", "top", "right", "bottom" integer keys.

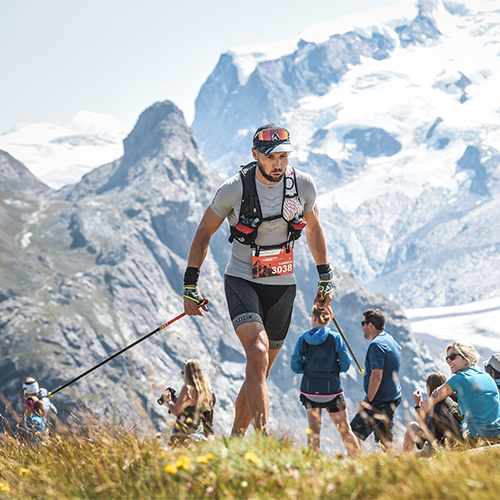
[{"left": 0, "top": 416, "right": 499, "bottom": 499}]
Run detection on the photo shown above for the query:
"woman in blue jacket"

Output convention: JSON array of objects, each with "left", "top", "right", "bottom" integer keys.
[{"left": 291, "top": 306, "right": 360, "bottom": 455}]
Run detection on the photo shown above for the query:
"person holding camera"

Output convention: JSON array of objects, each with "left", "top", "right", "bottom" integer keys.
[{"left": 160, "top": 359, "right": 215, "bottom": 444}]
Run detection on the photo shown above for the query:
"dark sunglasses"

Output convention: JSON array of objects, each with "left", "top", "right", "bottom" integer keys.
[
  {"left": 254, "top": 128, "right": 289, "bottom": 142},
  {"left": 445, "top": 353, "right": 462, "bottom": 362},
  {"left": 361, "top": 321, "right": 369, "bottom": 326}
]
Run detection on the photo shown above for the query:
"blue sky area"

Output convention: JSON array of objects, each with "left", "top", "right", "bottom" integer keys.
[{"left": 0, "top": 0, "right": 401, "bottom": 133}]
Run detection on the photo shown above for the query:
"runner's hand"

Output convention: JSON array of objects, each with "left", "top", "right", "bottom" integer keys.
[
  {"left": 314, "top": 278, "right": 333, "bottom": 308},
  {"left": 183, "top": 286, "right": 208, "bottom": 316}
]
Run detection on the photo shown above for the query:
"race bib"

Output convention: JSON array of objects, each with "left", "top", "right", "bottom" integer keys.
[{"left": 252, "top": 247, "right": 294, "bottom": 279}]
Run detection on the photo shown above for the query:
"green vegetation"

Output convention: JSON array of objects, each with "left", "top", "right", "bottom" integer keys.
[{"left": 1, "top": 420, "right": 499, "bottom": 499}]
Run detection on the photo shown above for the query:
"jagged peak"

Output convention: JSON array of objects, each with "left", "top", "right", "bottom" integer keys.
[{"left": 66, "top": 100, "right": 218, "bottom": 200}]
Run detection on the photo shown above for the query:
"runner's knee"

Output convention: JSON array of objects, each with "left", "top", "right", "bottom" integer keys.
[{"left": 246, "top": 342, "right": 269, "bottom": 374}]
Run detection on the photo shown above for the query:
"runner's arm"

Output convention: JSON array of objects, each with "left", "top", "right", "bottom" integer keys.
[
  {"left": 304, "top": 205, "right": 332, "bottom": 308},
  {"left": 187, "top": 206, "right": 225, "bottom": 268},
  {"left": 304, "top": 205, "right": 328, "bottom": 265},
  {"left": 184, "top": 207, "right": 225, "bottom": 315}
]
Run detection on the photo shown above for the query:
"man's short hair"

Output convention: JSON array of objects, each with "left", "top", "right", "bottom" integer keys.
[{"left": 363, "top": 309, "right": 385, "bottom": 331}]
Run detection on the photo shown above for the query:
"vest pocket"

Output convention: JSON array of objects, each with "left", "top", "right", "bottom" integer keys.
[{"left": 307, "top": 377, "right": 331, "bottom": 395}]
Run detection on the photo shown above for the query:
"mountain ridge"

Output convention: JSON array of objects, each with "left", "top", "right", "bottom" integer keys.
[{"left": 0, "top": 100, "right": 445, "bottom": 446}]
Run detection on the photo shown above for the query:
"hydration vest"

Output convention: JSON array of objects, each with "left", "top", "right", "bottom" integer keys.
[
  {"left": 300, "top": 333, "right": 342, "bottom": 396},
  {"left": 228, "top": 162, "right": 306, "bottom": 253}
]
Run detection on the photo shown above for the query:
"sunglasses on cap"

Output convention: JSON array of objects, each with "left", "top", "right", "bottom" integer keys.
[
  {"left": 254, "top": 128, "right": 290, "bottom": 142},
  {"left": 445, "top": 353, "right": 462, "bottom": 362}
]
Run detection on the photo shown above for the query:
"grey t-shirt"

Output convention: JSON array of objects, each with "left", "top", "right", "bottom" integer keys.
[{"left": 210, "top": 166, "right": 317, "bottom": 285}]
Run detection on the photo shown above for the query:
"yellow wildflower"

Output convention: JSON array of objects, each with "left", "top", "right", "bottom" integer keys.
[
  {"left": 0, "top": 482, "right": 10, "bottom": 492},
  {"left": 19, "top": 467, "right": 29, "bottom": 476},
  {"left": 244, "top": 450, "right": 262, "bottom": 466},
  {"left": 164, "top": 463, "right": 177, "bottom": 474},
  {"left": 305, "top": 428, "right": 313, "bottom": 435},
  {"left": 175, "top": 455, "right": 191, "bottom": 470},
  {"left": 196, "top": 453, "right": 215, "bottom": 463},
  {"left": 160, "top": 452, "right": 167, "bottom": 459}
]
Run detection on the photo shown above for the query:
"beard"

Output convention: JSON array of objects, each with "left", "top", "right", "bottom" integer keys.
[{"left": 256, "top": 159, "right": 285, "bottom": 183}]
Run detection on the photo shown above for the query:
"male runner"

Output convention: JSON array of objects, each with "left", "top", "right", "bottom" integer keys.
[{"left": 183, "top": 124, "right": 333, "bottom": 435}]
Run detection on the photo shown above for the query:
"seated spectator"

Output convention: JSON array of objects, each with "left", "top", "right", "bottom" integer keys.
[
  {"left": 403, "top": 372, "right": 462, "bottom": 452},
  {"left": 159, "top": 359, "right": 215, "bottom": 445},
  {"left": 484, "top": 354, "right": 500, "bottom": 393},
  {"left": 23, "top": 396, "right": 47, "bottom": 447},
  {"left": 419, "top": 342, "right": 500, "bottom": 447}
]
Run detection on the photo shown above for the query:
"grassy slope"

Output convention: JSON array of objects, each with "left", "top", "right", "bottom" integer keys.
[{"left": 0, "top": 423, "right": 499, "bottom": 500}]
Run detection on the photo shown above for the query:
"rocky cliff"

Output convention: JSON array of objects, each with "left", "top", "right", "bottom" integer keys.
[{"left": 0, "top": 101, "right": 445, "bottom": 449}]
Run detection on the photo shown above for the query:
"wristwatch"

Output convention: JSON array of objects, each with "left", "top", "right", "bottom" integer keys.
[
  {"left": 166, "top": 398, "right": 173, "bottom": 403},
  {"left": 415, "top": 404, "right": 421, "bottom": 410}
]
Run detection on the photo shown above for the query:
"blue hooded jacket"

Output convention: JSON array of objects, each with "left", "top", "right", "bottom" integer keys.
[{"left": 291, "top": 326, "right": 352, "bottom": 396}]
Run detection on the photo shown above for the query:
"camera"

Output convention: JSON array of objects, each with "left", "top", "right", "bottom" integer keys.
[{"left": 157, "top": 386, "right": 176, "bottom": 405}]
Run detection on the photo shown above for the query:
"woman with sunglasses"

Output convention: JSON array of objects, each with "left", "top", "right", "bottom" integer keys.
[
  {"left": 418, "top": 342, "right": 500, "bottom": 446},
  {"left": 161, "top": 359, "right": 215, "bottom": 445}
]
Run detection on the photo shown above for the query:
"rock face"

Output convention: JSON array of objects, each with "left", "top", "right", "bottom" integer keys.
[
  {"left": 0, "top": 100, "right": 445, "bottom": 449},
  {"left": 191, "top": 0, "right": 500, "bottom": 309}
]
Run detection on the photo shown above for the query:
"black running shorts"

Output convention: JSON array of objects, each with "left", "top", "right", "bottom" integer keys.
[
  {"left": 224, "top": 274, "right": 296, "bottom": 350},
  {"left": 300, "top": 393, "right": 347, "bottom": 413},
  {"left": 350, "top": 397, "right": 401, "bottom": 443}
]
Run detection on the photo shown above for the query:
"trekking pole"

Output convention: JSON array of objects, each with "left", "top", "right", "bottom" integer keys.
[
  {"left": 48, "top": 299, "right": 208, "bottom": 398},
  {"left": 327, "top": 306, "right": 365, "bottom": 374}
]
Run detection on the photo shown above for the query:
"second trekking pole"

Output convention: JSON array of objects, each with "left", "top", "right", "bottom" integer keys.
[
  {"left": 48, "top": 300, "right": 208, "bottom": 398},
  {"left": 327, "top": 306, "right": 364, "bottom": 374}
]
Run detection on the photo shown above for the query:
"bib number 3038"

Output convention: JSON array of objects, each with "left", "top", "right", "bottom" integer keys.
[{"left": 252, "top": 247, "right": 294, "bottom": 279}]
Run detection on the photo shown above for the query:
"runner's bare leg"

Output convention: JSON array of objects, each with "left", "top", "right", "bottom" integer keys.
[{"left": 232, "top": 322, "right": 280, "bottom": 434}]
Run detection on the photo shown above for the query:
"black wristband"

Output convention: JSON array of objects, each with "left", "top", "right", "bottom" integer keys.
[
  {"left": 316, "top": 263, "right": 332, "bottom": 277},
  {"left": 183, "top": 267, "right": 200, "bottom": 286}
]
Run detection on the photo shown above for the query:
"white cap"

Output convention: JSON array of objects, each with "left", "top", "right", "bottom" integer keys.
[
  {"left": 22, "top": 380, "right": 39, "bottom": 396},
  {"left": 486, "top": 353, "right": 500, "bottom": 372}
]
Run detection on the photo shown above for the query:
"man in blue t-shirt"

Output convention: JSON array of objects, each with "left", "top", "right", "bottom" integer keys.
[{"left": 350, "top": 308, "right": 402, "bottom": 451}]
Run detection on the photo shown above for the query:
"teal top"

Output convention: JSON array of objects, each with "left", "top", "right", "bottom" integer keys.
[{"left": 447, "top": 366, "right": 500, "bottom": 437}]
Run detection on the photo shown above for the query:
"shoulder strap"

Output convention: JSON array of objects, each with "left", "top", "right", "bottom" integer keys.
[
  {"left": 284, "top": 166, "right": 299, "bottom": 199},
  {"left": 239, "top": 162, "right": 262, "bottom": 222}
]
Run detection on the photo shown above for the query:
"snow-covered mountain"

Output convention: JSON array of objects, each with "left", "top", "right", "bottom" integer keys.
[
  {"left": 192, "top": 0, "right": 500, "bottom": 309},
  {"left": 0, "top": 111, "right": 126, "bottom": 189},
  {"left": 407, "top": 296, "right": 500, "bottom": 361}
]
